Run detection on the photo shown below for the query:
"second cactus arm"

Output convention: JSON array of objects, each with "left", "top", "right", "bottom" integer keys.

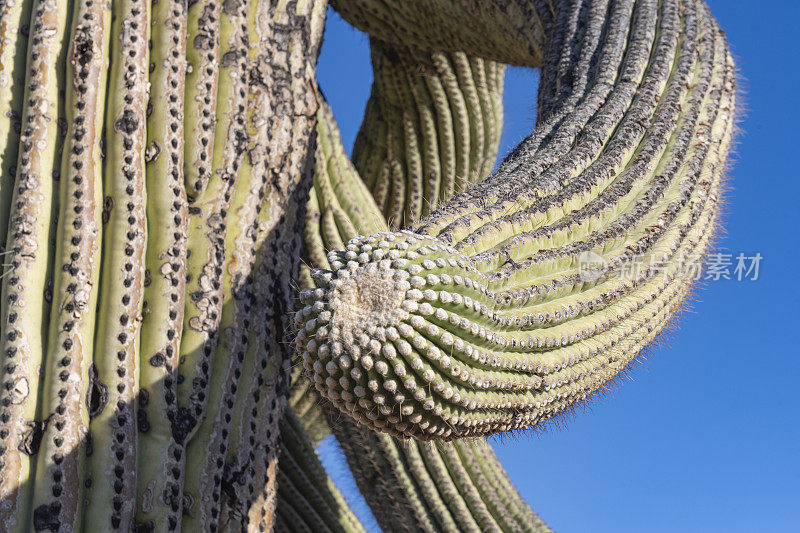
[{"left": 296, "top": 0, "right": 736, "bottom": 440}]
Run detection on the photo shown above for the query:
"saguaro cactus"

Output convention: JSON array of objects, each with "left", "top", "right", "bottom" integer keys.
[{"left": 0, "top": 0, "right": 734, "bottom": 531}]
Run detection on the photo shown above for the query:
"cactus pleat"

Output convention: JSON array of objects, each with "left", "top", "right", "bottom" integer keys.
[
  {"left": 176, "top": 0, "right": 248, "bottom": 446},
  {"left": 0, "top": 0, "right": 70, "bottom": 527},
  {"left": 83, "top": 0, "right": 150, "bottom": 528},
  {"left": 27, "top": 0, "right": 110, "bottom": 529},
  {"left": 296, "top": 0, "right": 736, "bottom": 440},
  {"left": 213, "top": 2, "right": 326, "bottom": 530},
  {"left": 135, "top": 0, "right": 189, "bottom": 529},
  {"left": 179, "top": 0, "right": 253, "bottom": 527},
  {"left": 275, "top": 407, "right": 366, "bottom": 533},
  {"left": 288, "top": 371, "right": 330, "bottom": 447}
]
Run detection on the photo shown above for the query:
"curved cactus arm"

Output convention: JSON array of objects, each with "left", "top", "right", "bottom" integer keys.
[
  {"left": 351, "top": 39, "right": 505, "bottom": 227},
  {"left": 296, "top": 0, "right": 736, "bottom": 440},
  {"left": 329, "top": 0, "right": 553, "bottom": 67},
  {"left": 276, "top": 407, "right": 367, "bottom": 533},
  {"left": 134, "top": 0, "right": 190, "bottom": 529},
  {"left": 0, "top": 0, "right": 70, "bottom": 528},
  {"left": 330, "top": 417, "right": 552, "bottom": 533},
  {"left": 0, "top": 0, "right": 34, "bottom": 248}
]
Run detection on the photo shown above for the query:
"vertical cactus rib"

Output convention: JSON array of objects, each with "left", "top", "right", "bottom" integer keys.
[
  {"left": 0, "top": 0, "right": 67, "bottom": 529},
  {"left": 183, "top": 0, "right": 220, "bottom": 199},
  {"left": 135, "top": 0, "right": 189, "bottom": 530},
  {"left": 298, "top": 0, "right": 736, "bottom": 440},
  {"left": 28, "top": 0, "right": 111, "bottom": 530},
  {"left": 83, "top": 0, "right": 150, "bottom": 529},
  {"left": 177, "top": 0, "right": 249, "bottom": 446},
  {"left": 215, "top": 2, "right": 328, "bottom": 530},
  {"left": 0, "top": 0, "right": 34, "bottom": 249},
  {"left": 180, "top": 0, "right": 252, "bottom": 528},
  {"left": 275, "top": 407, "right": 366, "bottom": 533},
  {"left": 288, "top": 369, "right": 331, "bottom": 447},
  {"left": 351, "top": 39, "right": 505, "bottom": 227}
]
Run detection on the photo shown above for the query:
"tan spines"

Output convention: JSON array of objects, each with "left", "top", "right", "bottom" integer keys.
[
  {"left": 0, "top": 0, "right": 67, "bottom": 528},
  {"left": 135, "top": 0, "right": 189, "bottom": 529},
  {"left": 30, "top": 0, "right": 111, "bottom": 529}
]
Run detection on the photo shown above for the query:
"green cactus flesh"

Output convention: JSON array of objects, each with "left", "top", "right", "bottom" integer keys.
[
  {"left": 0, "top": 0, "right": 735, "bottom": 530},
  {"left": 295, "top": 0, "right": 735, "bottom": 440}
]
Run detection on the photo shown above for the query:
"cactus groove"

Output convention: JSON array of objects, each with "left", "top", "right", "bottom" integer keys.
[{"left": 0, "top": 0, "right": 735, "bottom": 530}]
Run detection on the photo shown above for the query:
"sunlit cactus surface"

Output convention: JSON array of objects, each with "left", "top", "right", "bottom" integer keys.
[{"left": 0, "top": 0, "right": 734, "bottom": 531}]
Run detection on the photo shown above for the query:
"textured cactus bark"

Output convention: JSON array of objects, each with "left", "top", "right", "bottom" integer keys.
[{"left": 296, "top": 0, "right": 736, "bottom": 440}]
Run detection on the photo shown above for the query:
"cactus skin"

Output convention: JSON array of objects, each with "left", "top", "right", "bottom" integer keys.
[
  {"left": 135, "top": 0, "right": 189, "bottom": 529},
  {"left": 0, "top": 0, "right": 33, "bottom": 249},
  {"left": 0, "top": 0, "right": 69, "bottom": 528},
  {"left": 296, "top": 0, "right": 736, "bottom": 440}
]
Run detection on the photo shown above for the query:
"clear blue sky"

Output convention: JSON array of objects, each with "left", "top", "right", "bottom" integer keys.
[{"left": 315, "top": 2, "right": 800, "bottom": 531}]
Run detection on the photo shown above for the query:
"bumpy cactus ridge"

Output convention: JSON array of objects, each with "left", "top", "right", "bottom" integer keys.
[
  {"left": 84, "top": 0, "right": 150, "bottom": 529},
  {"left": 30, "top": 0, "right": 110, "bottom": 529},
  {"left": 290, "top": 98, "right": 548, "bottom": 532},
  {"left": 135, "top": 0, "right": 189, "bottom": 529},
  {"left": 275, "top": 407, "right": 365, "bottom": 533},
  {"left": 0, "top": 0, "right": 32, "bottom": 245},
  {"left": 295, "top": 0, "right": 736, "bottom": 440},
  {"left": 0, "top": 0, "right": 69, "bottom": 527}
]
